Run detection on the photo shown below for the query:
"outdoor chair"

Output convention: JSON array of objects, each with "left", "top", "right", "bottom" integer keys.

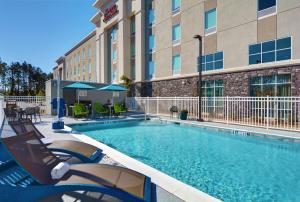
[
  {"left": 8, "top": 119, "right": 103, "bottom": 163},
  {"left": 24, "top": 107, "right": 36, "bottom": 121},
  {"left": 170, "top": 106, "right": 179, "bottom": 119},
  {"left": 93, "top": 102, "right": 109, "bottom": 118},
  {"left": 34, "top": 106, "right": 42, "bottom": 122},
  {"left": 113, "top": 103, "right": 127, "bottom": 117},
  {"left": 3, "top": 108, "right": 17, "bottom": 121},
  {"left": 0, "top": 131, "right": 151, "bottom": 202},
  {"left": 5, "top": 100, "right": 17, "bottom": 110},
  {"left": 73, "top": 103, "right": 89, "bottom": 118}
]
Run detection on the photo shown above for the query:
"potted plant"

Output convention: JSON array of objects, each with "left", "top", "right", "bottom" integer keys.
[{"left": 180, "top": 109, "right": 188, "bottom": 120}]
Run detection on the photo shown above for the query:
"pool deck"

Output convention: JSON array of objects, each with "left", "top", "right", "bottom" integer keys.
[{"left": 28, "top": 114, "right": 300, "bottom": 202}]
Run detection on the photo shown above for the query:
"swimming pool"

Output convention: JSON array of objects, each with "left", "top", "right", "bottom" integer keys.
[{"left": 71, "top": 121, "right": 300, "bottom": 202}]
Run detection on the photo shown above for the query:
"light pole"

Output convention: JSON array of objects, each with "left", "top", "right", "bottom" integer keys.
[{"left": 193, "top": 34, "right": 203, "bottom": 122}]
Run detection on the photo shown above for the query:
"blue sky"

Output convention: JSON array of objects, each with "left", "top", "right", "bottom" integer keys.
[{"left": 0, "top": 0, "right": 96, "bottom": 73}]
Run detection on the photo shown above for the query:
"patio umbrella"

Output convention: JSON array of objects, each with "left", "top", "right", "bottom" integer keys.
[
  {"left": 63, "top": 82, "right": 95, "bottom": 104},
  {"left": 98, "top": 84, "right": 128, "bottom": 105}
]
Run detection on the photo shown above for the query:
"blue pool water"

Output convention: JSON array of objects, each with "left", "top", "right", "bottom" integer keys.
[{"left": 71, "top": 121, "right": 300, "bottom": 202}]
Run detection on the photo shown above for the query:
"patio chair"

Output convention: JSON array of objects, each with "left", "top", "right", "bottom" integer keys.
[
  {"left": 3, "top": 108, "right": 17, "bottom": 121},
  {"left": 5, "top": 100, "right": 17, "bottom": 110},
  {"left": 113, "top": 103, "right": 127, "bottom": 117},
  {"left": 34, "top": 106, "right": 42, "bottom": 122},
  {"left": 9, "top": 119, "right": 103, "bottom": 163},
  {"left": 93, "top": 102, "right": 109, "bottom": 118},
  {"left": 0, "top": 131, "right": 151, "bottom": 202},
  {"left": 24, "top": 107, "right": 36, "bottom": 121},
  {"left": 73, "top": 103, "right": 89, "bottom": 118}
]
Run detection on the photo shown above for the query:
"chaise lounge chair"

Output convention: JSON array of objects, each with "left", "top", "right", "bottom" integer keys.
[
  {"left": 0, "top": 131, "right": 151, "bottom": 202},
  {"left": 9, "top": 119, "right": 102, "bottom": 163}
]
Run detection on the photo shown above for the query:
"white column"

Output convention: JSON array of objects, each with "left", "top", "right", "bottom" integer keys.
[{"left": 135, "top": 9, "right": 145, "bottom": 82}]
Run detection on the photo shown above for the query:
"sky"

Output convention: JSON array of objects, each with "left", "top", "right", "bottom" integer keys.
[{"left": 0, "top": 0, "right": 96, "bottom": 73}]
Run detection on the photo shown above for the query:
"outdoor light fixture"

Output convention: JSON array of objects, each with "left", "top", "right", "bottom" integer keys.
[{"left": 193, "top": 34, "right": 203, "bottom": 122}]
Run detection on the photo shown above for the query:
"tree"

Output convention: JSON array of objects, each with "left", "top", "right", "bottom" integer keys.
[{"left": 0, "top": 58, "right": 51, "bottom": 96}]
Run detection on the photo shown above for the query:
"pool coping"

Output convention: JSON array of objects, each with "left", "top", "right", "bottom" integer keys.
[
  {"left": 159, "top": 118, "right": 300, "bottom": 142},
  {"left": 65, "top": 123, "right": 221, "bottom": 202}
]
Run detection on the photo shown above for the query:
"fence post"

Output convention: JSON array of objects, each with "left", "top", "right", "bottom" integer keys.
[
  {"left": 226, "top": 96, "right": 229, "bottom": 124},
  {"left": 267, "top": 96, "right": 269, "bottom": 130},
  {"left": 156, "top": 97, "right": 159, "bottom": 115}
]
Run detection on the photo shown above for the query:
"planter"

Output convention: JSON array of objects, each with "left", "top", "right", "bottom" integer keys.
[{"left": 180, "top": 111, "right": 188, "bottom": 120}]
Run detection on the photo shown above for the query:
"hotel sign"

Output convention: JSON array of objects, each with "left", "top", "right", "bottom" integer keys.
[{"left": 103, "top": 4, "right": 119, "bottom": 23}]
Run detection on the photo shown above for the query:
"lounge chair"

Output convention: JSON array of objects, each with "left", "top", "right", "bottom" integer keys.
[
  {"left": 9, "top": 119, "right": 102, "bottom": 163},
  {"left": 93, "top": 102, "right": 109, "bottom": 118},
  {"left": 0, "top": 131, "right": 151, "bottom": 202}
]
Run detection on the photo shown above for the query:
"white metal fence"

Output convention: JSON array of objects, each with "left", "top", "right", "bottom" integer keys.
[
  {"left": 3, "top": 96, "right": 48, "bottom": 114},
  {"left": 126, "top": 96, "right": 300, "bottom": 131},
  {"left": 0, "top": 94, "right": 4, "bottom": 126}
]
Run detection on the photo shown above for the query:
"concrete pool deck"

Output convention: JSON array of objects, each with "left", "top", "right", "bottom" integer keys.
[{"left": 29, "top": 114, "right": 300, "bottom": 201}]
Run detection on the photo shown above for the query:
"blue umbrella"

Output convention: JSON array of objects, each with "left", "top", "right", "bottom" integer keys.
[
  {"left": 98, "top": 84, "right": 128, "bottom": 91},
  {"left": 63, "top": 82, "right": 95, "bottom": 104},
  {"left": 98, "top": 84, "right": 128, "bottom": 106}
]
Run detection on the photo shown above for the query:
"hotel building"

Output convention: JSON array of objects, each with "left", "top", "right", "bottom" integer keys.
[{"left": 55, "top": 0, "right": 300, "bottom": 97}]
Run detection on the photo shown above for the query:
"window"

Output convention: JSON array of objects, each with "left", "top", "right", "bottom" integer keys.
[
  {"left": 205, "top": 8, "right": 217, "bottom": 35},
  {"left": 172, "top": 0, "right": 180, "bottom": 14},
  {"left": 149, "top": 35, "right": 155, "bottom": 52},
  {"left": 258, "top": 0, "right": 276, "bottom": 11},
  {"left": 250, "top": 74, "right": 291, "bottom": 96},
  {"left": 112, "top": 70, "right": 117, "bottom": 81},
  {"left": 131, "top": 39, "right": 136, "bottom": 56},
  {"left": 112, "top": 49, "right": 117, "bottom": 62},
  {"left": 88, "top": 62, "right": 92, "bottom": 73},
  {"left": 148, "top": 61, "right": 155, "bottom": 79},
  {"left": 201, "top": 51, "right": 223, "bottom": 71},
  {"left": 82, "top": 49, "right": 85, "bottom": 58},
  {"left": 111, "top": 28, "right": 118, "bottom": 41},
  {"left": 78, "top": 53, "right": 81, "bottom": 62},
  {"left": 172, "top": 55, "right": 181, "bottom": 75},
  {"left": 131, "top": 62, "right": 136, "bottom": 80},
  {"left": 148, "top": 9, "right": 155, "bottom": 26},
  {"left": 88, "top": 47, "right": 92, "bottom": 58},
  {"left": 258, "top": 0, "right": 276, "bottom": 19},
  {"left": 202, "top": 80, "right": 223, "bottom": 97},
  {"left": 130, "top": 16, "right": 136, "bottom": 35},
  {"left": 249, "top": 37, "right": 291, "bottom": 65},
  {"left": 172, "top": 24, "right": 181, "bottom": 44}
]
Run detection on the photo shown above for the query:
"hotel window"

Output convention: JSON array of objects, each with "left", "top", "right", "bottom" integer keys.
[
  {"left": 250, "top": 74, "right": 291, "bottom": 96},
  {"left": 148, "top": 9, "right": 155, "bottom": 26},
  {"left": 201, "top": 51, "right": 223, "bottom": 71},
  {"left": 258, "top": 0, "right": 276, "bottom": 19},
  {"left": 172, "top": 55, "right": 181, "bottom": 75},
  {"left": 111, "top": 28, "right": 118, "bottom": 41},
  {"left": 88, "top": 47, "right": 92, "bottom": 58},
  {"left": 149, "top": 35, "right": 155, "bottom": 52},
  {"left": 88, "top": 62, "right": 92, "bottom": 73},
  {"left": 249, "top": 37, "right": 291, "bottom": 65},
  {"left": 148, "top": 61, "right": 155, "bottom": 79},
  {"left": 172, "top": 24, "right": 181, "bottom": 44},
  {"left": 202, "top": 80, "right": 223, "bottom": 97},
  {"left": 205, "top": 8, "right": 217, "bottom": 35},
  {"left": 130, "top": 16, "right": 136, "bottom": 35},
  {"left": 172, "top": 0, "right": 180, "bottom": 14},
  {"left": 112, "top": 49, "right": 117, "bottom": 62},
  {"left": 131, "top": 62, "right": 136, "bottom": 80},
  {"left": 82, "top": 49, "right": 85, "bottom": 58},
  {"left": 112, "top": 70, "right": 117, "bottom": 81}
]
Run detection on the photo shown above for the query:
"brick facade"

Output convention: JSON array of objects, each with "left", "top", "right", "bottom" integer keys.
[{"left": 129, "top": 65, "right": 300, "bottom": 97}]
